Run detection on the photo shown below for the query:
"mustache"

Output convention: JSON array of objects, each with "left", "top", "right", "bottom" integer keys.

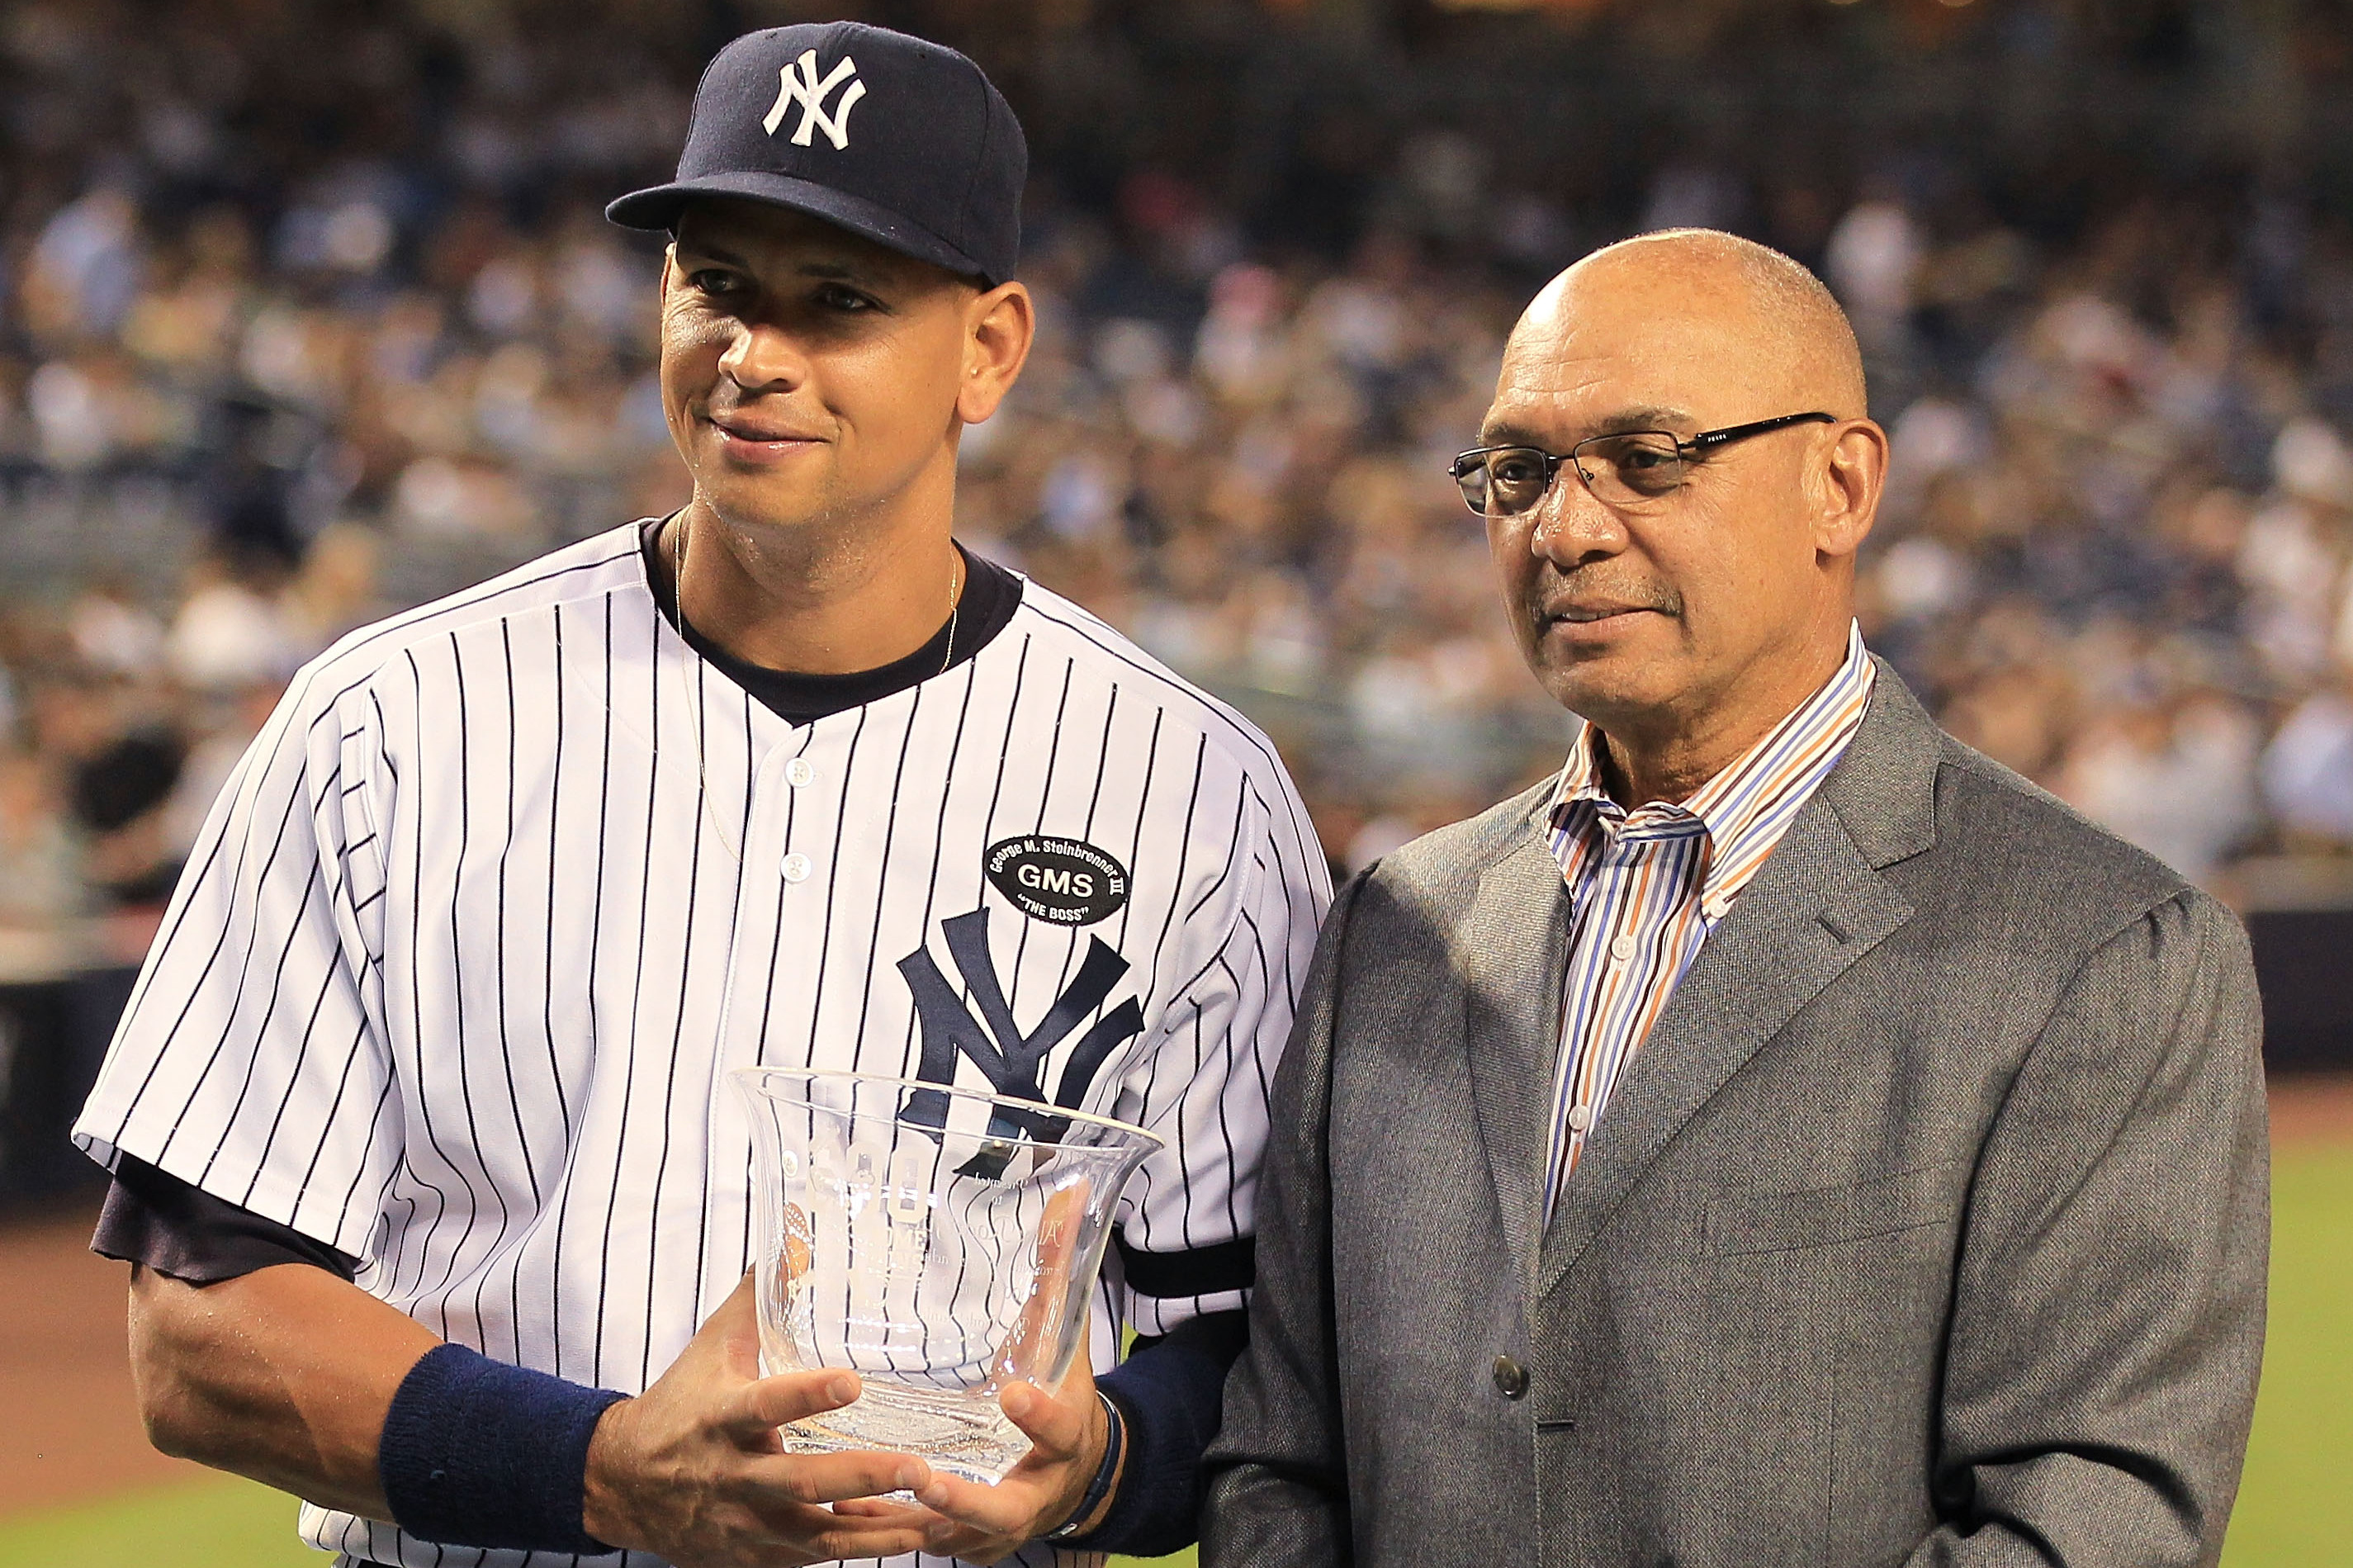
[{"left": 1529, "top": 571, "right": 1683, "bottom": 618}]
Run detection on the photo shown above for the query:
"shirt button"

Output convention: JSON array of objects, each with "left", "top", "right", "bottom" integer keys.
[
  {"left": 1608, "top": 933, "right": 1637, "bottom": 964},
  {"left": 1492, "top": 1356, "right": 1529, "bottom": 1400},
  {"left": 784, "top": 757, "right": 815, "bottom": 788},
  {"left": 782, "top": 853, "right": 812, "bottom": 883},
  {"left": 1566, "top": 1103, "right": 1593, "bottom": 1133}
]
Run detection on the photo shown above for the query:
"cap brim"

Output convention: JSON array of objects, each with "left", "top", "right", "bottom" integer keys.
[{"left": 605, "top": 171, "right": 1001, "bottom": 284}]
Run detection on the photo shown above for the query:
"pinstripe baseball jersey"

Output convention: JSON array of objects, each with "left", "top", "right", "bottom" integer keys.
[
  {"left": 1541, "top": 623, "right": 1874, "bottom": 1216},
  {"left": 73, "top": 520, "right": 1330, "bottom": 1568}
]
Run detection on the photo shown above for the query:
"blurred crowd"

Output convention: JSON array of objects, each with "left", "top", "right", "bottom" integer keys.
[{"left": 3, "top": 0, "right": 2353, "bottom": 1032}]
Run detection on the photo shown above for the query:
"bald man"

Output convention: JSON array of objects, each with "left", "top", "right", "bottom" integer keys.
[{"left": 1201, "top": 230, "right": 2267, "bottom": 1568}]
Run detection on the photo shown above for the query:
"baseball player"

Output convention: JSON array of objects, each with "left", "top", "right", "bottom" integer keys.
[{"left": 73, "top": 23, "right": 1327, "bottom": 1568}]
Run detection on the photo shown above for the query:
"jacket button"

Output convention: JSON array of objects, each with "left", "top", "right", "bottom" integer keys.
[{"left": 1492, "top": 1356, "right": 1529, "bottom": 1400}]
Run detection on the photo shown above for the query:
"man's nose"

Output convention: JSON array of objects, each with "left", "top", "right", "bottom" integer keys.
[
  {"left": 1527, "top": 467, "right": 1627, "bottom": 566},
  {"left": 717, "top": 320, "right": 809, "bottom": 393}
]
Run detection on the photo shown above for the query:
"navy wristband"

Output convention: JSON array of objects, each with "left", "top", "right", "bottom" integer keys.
[
  {"left": 379, "top": 1343, "right": 628, "bottom": 1553},
  {"left": 1046, "top": 1391, "right": 1124, "bottom": 1540}
]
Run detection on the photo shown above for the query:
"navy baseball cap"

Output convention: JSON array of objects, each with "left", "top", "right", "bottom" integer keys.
[{"left": 608, "top": 22, "right": 1026, "bottom": 286}]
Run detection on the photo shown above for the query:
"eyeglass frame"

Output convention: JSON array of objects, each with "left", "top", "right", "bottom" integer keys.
[{"left": 1449, "top": 410, "right": 1839, "bottom": 518}]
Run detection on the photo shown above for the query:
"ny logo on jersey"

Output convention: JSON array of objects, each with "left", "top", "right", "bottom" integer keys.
[
  {"left": 761, "top": 50, "right": 867, "bottom": 149},
  {"left": 897, "top": 907, "right": 1144, "bottom": 1161}
]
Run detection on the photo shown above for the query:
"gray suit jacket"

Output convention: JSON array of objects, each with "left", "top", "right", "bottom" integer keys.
[{"left": 1203, "top": 666, "right": 2268, "bottom": 1568}]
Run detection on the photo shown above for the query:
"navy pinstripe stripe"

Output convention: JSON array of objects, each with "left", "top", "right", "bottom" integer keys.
[{"left": 70, "top": 528, "right": 1331, "bottom": 1565}]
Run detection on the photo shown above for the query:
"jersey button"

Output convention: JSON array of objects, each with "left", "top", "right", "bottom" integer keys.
[
  {"left": 785, "top": 757, "right": 815, "bottom": 787},
  {"left": 1492, "top": 1356, "right": 1529, "bottom": 1400},
  {"left": 782, "top": 853, "right": 812, "bottom": 883}
]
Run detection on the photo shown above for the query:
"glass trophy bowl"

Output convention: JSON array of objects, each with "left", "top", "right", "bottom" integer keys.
[{"left": 731, "top": 1067, "right": 1162, "bottom": 1484}]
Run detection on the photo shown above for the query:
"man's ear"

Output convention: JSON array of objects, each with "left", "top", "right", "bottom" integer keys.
[
  {"left": 1814, "top": 419, "right": 1888, "bottom": 561},
  {"left": 957, "top": 281, "right": 1034, "bottom": 426}
]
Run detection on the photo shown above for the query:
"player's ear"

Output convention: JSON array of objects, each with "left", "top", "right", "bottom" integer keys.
[{"left": 957, "top": 281, "right": 1033, "bottom": 426}]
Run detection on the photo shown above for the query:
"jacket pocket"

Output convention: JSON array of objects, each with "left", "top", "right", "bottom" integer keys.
[{"left": 1705, "top": 1158, "right": 1964, "bottom": 1257}]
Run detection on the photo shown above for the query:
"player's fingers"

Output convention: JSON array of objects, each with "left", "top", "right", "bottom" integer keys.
[
  {"left": 1049, "top": 1297, "right": 1101, "bottom": 1400},
  {"left": 999, "top": 1223, "right": 1083, "bottom": 1371},
  {"left": 739, "top": 1448, "right": 930, "bottom": 1507},
  {"left": 910, "top": 1469, "right": 1030, "bottom": 1536},
  {"left": 996, "top": 1380, "right": 1089, "bottom": 1458},
  {"left": 767, "top": 1506, "right": 938, "bottom": 1566},
  {"left": 723, "top": 1367, "right": 863, "bottom": 1437},
  {"left": 715, "top": 1267, "right": 758, "bottom": 1309},
  {"left": 911, "top": 1470, "right": 1004, "bottom": 1521},
  {"left": 914, "top": 1517, "right": 1006, "bottom": 1561},
  {"left": 684, "top": 1269, "right": 764, "bottom": 1381},
  {"left": 825, "top": 1496, "right": 930, "bottom": 1523},
  {"left": 1036, "top": 1182, "right": 1087, "bottom": 1272}
]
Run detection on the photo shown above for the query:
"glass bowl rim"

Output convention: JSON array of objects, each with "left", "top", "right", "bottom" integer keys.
[{"left": 729, "top": 1065, "right": 1165, "bottom": 1153}]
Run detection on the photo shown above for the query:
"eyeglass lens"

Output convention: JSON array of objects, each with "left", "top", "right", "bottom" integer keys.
[{"left": 1458, "top": 433, "right": 1690, "bottom": 516}]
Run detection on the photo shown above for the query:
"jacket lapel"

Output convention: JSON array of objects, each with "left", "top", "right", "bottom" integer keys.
[
  {"left": 1461, "top": 817, "right": 1577, "bottom": 1286},
  {"left": 1534, "top": 664, "right": 1940, "bottom": 1297}
]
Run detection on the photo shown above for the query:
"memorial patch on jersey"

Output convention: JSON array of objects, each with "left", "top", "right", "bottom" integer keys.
[{"left": 984, "top": 835, "right": 1130, "bottom": 926}]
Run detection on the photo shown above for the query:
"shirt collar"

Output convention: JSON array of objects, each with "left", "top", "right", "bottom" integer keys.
[{"left": 1546, "top": 623, "right": 1877, "bottom": 912}]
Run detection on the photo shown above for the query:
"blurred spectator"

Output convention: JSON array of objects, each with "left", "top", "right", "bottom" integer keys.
[
  {"left": 0, "top": 0, "right": 2351, "bottom": 935},
  {"left": 2055, "top": 694, "right": 2265, "bottom": 883},
  {"left": 2263, "top": 685, "right": 2353, "bottom": 849},
  {"left": 0, "top": 750, "right": 82, "bottom": 940},
  {"left": 67, "top": 727, "right": 185, "bottom": 969},
  {"left": 166, "top": 552, "right": 301, "bottom": 692}
]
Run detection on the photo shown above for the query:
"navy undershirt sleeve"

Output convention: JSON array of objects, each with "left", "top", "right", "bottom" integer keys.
[
  {"left": 92, "top": 1154, "right": 359, "bottom": 1283},
  {"left": 1077, "top": 1308, "right": 1252, "bottom": 1556}
]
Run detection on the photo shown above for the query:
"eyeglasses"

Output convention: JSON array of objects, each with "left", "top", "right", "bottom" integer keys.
[{"left": 1449, "top": 411, "right": 1837, "bottom": 517}]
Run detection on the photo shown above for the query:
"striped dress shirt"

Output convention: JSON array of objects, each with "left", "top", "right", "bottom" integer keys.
[{"left": 1541, "top": 623, "right": 1875, "bottom": 1218}]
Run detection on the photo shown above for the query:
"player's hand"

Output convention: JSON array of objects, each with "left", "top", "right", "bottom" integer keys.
[
  {"left": 580, "top": 1272, "right": 934, "bottom": 1568},
  {"left": 835, "top": 1183, "right": 1118, "bottom": 1562},
  {"left": 828, "top": 1361, "right": 1111, "bottom": 1563},
  {"left": 919, "top": 1357, "right": 1115, "bottom": 1562}
]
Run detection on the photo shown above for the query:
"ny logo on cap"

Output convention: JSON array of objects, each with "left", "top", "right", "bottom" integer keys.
[{"left": 762, "top": 49, "right": 867, "bottom": 150}]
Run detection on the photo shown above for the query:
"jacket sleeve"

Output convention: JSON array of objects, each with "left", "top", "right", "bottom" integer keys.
[
  {"left": 1906, "top": 888, "right": 2269, "bottom": 1567},
  {"left": 1199, "top": 872, "right": 1363, "bottom": 1567}
]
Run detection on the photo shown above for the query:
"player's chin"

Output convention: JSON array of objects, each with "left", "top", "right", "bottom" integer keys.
[{"left": 694, "top": 466, "right": 839, "bottom": 534}]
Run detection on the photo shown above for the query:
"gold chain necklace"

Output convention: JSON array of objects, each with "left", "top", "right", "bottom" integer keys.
[{"left": 939, "top": 550, "right": 962, "bottom": 676}]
